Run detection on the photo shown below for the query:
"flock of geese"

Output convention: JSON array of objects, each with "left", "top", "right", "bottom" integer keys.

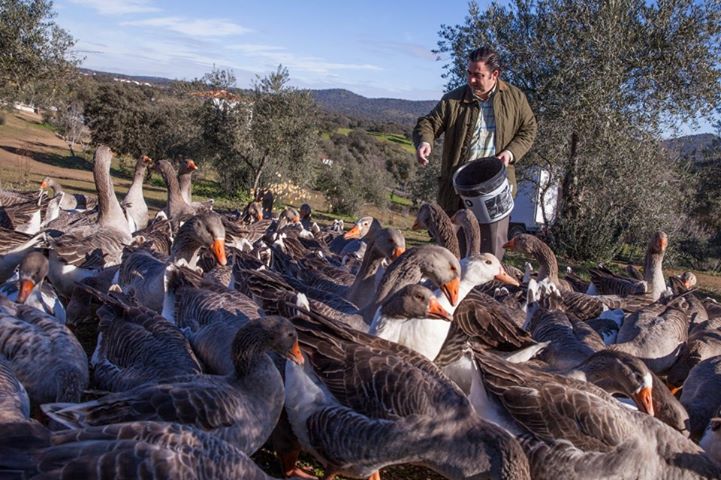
[{"left": 1, "top": 145, "right": 721, "bottom": 479}]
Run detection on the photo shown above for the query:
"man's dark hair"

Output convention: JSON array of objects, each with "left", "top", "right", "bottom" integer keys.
[{"left": 468, "top": 47, "right": 502, "bottom": 73}]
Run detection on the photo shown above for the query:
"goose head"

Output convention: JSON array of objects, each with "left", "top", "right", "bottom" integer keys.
[
  {"left": 463, "top": 253, "right": 520, "bottom": 287},
  {"left": 344, "top": 216, "right": 375, "bottom": 240},
  {"left": 502, "top": 233, "right": 538, "bottom": 254},
  {"left": 39, "top": 176, "right": 58, "bottom": 192},
  {"left": 276, "top": 207, "right": 300, "bottom": 231},
  {"left": 231, "top": 316, "right": 304, "bottom": 374},
  {"left": 372, "top": 227, "right": 406, "bottom": 260},
  {"left": 649, "top": 230, "right": 668, "bottom": 254},
  {"left": 299, "top": 203, "right": 312, "bottom": 220},
  {"left": 16, "top": 250, "right": 49, "bottom": 304},
  {"left": 175, "top": 212, "right": 227, "bottom": 266},
  {"left": 576, "top": 350, "right": 654, "bottom": 416},
  {"left": 243, "top": 201, "right": 263, "bottom": 223},
  {"left": 412, "top": 203, "right": 432, "bottom": 230},
  {"left": 380, "top": 284, "right": 453, "bottom": 322},
  {"left": 179, "top": 159, "right": 198, "bottom": 173},
  {"left": 417, "top": 245, "right": 461, "bottom": 306}
]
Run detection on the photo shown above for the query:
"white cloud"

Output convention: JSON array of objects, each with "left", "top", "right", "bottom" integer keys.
[
  {"left": 121, "top": 17, "right": 252, "bottom": 37},
  {"left": 69, "top": 0, "right": 160, "bottom": 15},
  {"left": 227, "top": 43, "right": 382, "bottom": 74}
]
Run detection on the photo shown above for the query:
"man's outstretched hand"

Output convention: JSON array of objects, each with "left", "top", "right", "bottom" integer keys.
[{"left": 416, "top": 142, "right": 431, "bottom": 166}]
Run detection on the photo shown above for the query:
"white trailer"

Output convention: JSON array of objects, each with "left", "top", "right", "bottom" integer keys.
[{"left": 508, "top": 167, "right": 559, "bottom": 238}]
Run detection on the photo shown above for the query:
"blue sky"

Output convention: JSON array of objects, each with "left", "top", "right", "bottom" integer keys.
[
  {"left": 54, "top": 0, "right": 476, "bottom": 101},
  {"left": 54, "top": 0, "right": 717, "bottom": 136}
]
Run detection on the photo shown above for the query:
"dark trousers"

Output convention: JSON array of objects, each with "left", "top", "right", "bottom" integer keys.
[{"left": 480, "top": 215, "right": 509, "bottom": 261}]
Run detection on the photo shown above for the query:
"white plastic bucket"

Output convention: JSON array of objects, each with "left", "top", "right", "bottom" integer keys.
[{"left": 452, "top": 157, "right": 514, "bottom": 224}]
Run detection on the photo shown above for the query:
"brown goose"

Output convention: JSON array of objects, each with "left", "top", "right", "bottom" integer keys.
[
  {"left": 502, "top": 234, "right": 574, "bottom": 291},
  {"left": 589, "top": 231, "right": 668, "bottom": 301},
  {"left": 163, "top": 265, "right": 264, "bottom": 375},
  {"left": 43, "top": 316, "right": 303, "bottom": 456},
  {"left": 609, "top": 295, "right": 690, "bottom": 373},
  {"left": 118, "top": 212, "right": 227, "bottom": 312},
  {"left": 700, "top": 417, "right": 721, "bottom": 466},
  {"left": 413, "top": 202, "right": 461, "bottom": 259},
  {"left": 0, "top": 250, "right": 65, "bottom": 322},
  {"left": 120, "top": 154, "right": 152, "bottom": 232},
  {"left": 178, "top": 158, "right": 214, "bottom": 212},
  {"left": 177, "top": 158, "right": 197, "bottom": 204},
  {"left": 345, "top": 227, "right": 406, "bottom": 310},
  {"left": 155, "top": 159, "right": 195, "bottom": 221},
  {"left": 0, "top": 299, "right": 88, "bottom": 405},
  {"left": 474, "top": 349, "right": 721, "bottom": 479},
  {"left": 0, "top": 357, "right": 30, "bottom": 423},
  {"left": 40, "top": 177, "right": 96, "bottom": 211},
  {"left": 680, "top": 355, "right": 721, "bottom": 441},
  {"left": 0, "top": 227, "right": 46, "bottom": 284},
  {"left": 83, "top": 286, "right": 203, "bottom": 392},
  {"left": 284, "top": 310, "right": 530, "bottom": 480},
  {"left": 48, "top": 146, "right": 132, "bottom": 297},
  {"left": 9, "top": 421, "right": 297, "bottom": 480},
  {"left": 370, "top": 253, "right": 519, "bottom": 361},
  {"left": 364, "top": 244, "right": 461, "bottom": 324},
  {"left": 328, "top": 215, "right": 381, "bottom": 256},
  {"left": 667, "top": 327, "right": 721, "bottom": 389}
]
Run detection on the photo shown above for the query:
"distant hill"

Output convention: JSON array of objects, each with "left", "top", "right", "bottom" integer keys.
[
  {"left": 663, "top": 133, "right": 721, "bottom": 167},
  {"left": 310, "top": 89, "right": 436, "bottom": 128},
  {"left": 79, "top": 68, "right": 175, "bottom": 86}
]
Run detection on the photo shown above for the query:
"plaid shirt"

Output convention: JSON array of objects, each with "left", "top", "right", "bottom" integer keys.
[{"left": 468, "top": 85, "right": 497, "bottom": 160}]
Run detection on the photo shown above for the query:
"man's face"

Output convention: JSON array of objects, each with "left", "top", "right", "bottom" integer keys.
[{"left": 467, "top": 60, "right": 499, "bottom": 97}]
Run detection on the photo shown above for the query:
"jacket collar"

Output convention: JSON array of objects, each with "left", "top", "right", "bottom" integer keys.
[{"left": 461, "top": 79, "right": 509, "bottom": 103}]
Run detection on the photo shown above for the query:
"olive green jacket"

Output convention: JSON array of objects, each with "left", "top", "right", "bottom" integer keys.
[{"left": 413, "top": 80, "right": 537, "bottom": 214}]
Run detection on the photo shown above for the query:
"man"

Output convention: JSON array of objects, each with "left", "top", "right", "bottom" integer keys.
[{"left": 413, "top": 46, "right": 537, "bottom": 259}]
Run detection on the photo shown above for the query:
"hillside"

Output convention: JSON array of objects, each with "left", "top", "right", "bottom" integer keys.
[
  {"left": 311, "top": 89, "right": 436, "bottom": 127},
  {"left": 663, "top": 133, "right": 721, "bottom": 166}
]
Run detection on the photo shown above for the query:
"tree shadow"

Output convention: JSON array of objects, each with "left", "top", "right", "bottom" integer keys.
[{"left": 0, "top": 145, "right": 91, "bottom": 171}]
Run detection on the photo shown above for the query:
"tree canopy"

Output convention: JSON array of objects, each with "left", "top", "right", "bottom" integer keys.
[
  {"left": 0, "top": 0, "right": 78, "bottom": 104},
  {"left": 436, "top": 0, "right": 721, "bottom": 259}
]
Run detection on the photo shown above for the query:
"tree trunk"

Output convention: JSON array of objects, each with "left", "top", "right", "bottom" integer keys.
[
  {"left": 559, "top": 132, "right": 579, "bottom": 222},
  {"left": 251, "top": 155, "right": 269, "bottom": 199}
]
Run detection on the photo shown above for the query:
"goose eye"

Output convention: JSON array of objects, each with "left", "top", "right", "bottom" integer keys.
[{"left": 485, "top": 260, "right": 492, "bottom": 265}]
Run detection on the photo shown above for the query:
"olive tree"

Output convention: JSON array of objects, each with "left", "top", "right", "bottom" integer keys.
[
  {"left": 200, "top": 65, "right": 321, "bottom": 197},
  {"left": 0, "top": 0, "right": 78, "bottom": 105},
  {"left": 436, "top": 0, "right": 721, "bottom": 259}
]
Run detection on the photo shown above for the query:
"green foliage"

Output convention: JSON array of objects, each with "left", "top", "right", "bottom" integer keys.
[
  {"left": 83, "top": 82, "right": 202, "bottom": 160},
  {"left": 0, "top": 0, "right": 78, "bottom": 105},
  {"left": 199, "top": 65, "right": 322, "bottom": 197},
  {"left": 436, "top": 0, "right": 721, "bottom": 260}
]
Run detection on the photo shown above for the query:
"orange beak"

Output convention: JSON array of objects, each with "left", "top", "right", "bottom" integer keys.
[
  {"left": 391, "top": 246, "right": 405, "bottom": 260},
  {"left": 211, "top": 238, "right": 227, "bottom": 266},
  {"left": 286, "top": 340, "right": 304, "bottom": 365},
  {"left": 344, "top": 225, "right": 362, "bottom": 240},
  {"left": 17, "top": 279, "right": 35, "bottom": 303},
  {"left": 411, "top": 219, "right": 424, "bottom": 230},
  {"left": 40, "top": 180, "right": 48, "bottom": 189},
  {"left": 440, "top": 277, "right": 460, "bottom": 306},
  {"left": 495, "top": 268, "right": 520, "bottom": 287},
  {"left": 187, "top": 160, "right": 198, "bottom": 171},
  {"left": 256, "top": 213, "right": 263, "bottom": 222},
  {"left": 633, "top": 386, "right": 654, "bottom": 416},
  {"left": 143, "top": 155, "right": 152, "bottom": 165},
  {"left": 502, "top": 238, "right": 516, "bottom": 250},
  {"left": 670, "top": 385, "right": 683, "bottom": 396},
  {"left": 658, "top": 236, "right": 668, "bottom": 252},
  {"left": 291, "top": 215, "right": 300, "bottom": 224},
  {"left": 426, "top": 296, "right": 453, "bottom": 321}
]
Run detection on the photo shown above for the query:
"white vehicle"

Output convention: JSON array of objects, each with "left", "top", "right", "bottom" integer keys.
[{"left": 508, "top": 167, "right": 559, "bottom": 238}]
